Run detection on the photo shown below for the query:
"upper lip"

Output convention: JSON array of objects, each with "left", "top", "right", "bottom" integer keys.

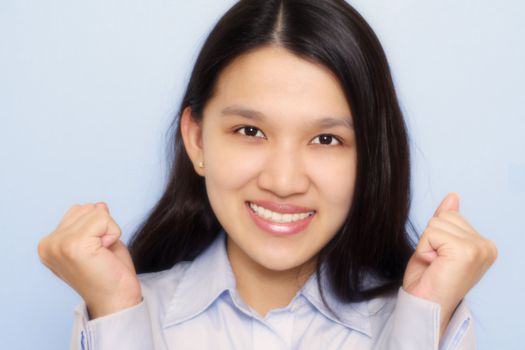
[{"left": 247, "top": 200, "right": 316, "bottom": 214}]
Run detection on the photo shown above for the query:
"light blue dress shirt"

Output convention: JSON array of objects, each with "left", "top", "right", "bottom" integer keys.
[{"left": 71, "top": 231, "right": 475, "bottom": 349}]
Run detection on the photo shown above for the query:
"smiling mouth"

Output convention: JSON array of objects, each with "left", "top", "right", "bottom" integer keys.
[{"left": 247, "top": 202, "right": 316, "bottom": 224}]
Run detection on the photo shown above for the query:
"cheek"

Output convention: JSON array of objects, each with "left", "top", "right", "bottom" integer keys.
[
  {"left": 203, "top": 133, "right": 263, "bottom": 192},
  {"left": 307, "top": 151, "right": 356, "bottom": 209}
]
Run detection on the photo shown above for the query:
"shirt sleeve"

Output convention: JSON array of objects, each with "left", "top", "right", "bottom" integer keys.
[
  {"left": 374, "top": 287, "right": 475, "bottom": 350},
  {"left": 438, "top": 296, "right": 476, "bottom": 350},
  {"left": 70, "top": 297, "right": 155, "bottom": 350}
]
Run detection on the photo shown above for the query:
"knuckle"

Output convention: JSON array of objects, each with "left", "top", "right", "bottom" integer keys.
[
  {"left": 428, "top": 217, "right": 440, "bottom": 227},
  {"left": 462, "top": 244, "right": 479, "bottom": 262},
  {"left": 96, "top": 209, "right": 111, "bottom": 223},
  {"left": 48, "top": 239, "right": 64, "bottom": 261},
  {"left": 37, "top": 236, "right": 49, "bottom": 263},
  {"left": 69, "top": 204, "right": 82, "bottom": 211},
  {"left": 417, "top": 231, "right": 428, "bottom": 245},
  {"left": 486, "top": 239, "right": 498, "bottom": 261},
  {"left": 478, "top": 243, "right": 489, "bottom": 261},
  {"left": 80, "top": 202, "right": 95, "bottom": 209},
  {"left": 94, "top": 205, "right": 107, "bottom": 214},
  {"left": 422, "top": 225, "right": 438, "bottom": 237},
  {"left": 49, "top": 237, "right": 62, "bottom": 260},
  {"left": 112, "top": 222, "right": 122, "bottom": 235},
  {"left": 416, "top": 229, "right": 433, "bottom": 247},
  {"left": 437, "top": 211, "right": 449, "bottom": 220},
  {"left": 422, "top": 224, "right": 433, "bottom": 234},
  {"left": 86, "top": 203, "right": 97, "bottom": 210},
  {"left": 439, "top": 211, "right": 460, "bottom": 221},
  {"left": 106, "top": 217, "right": 122, "bottom": 236},
  {"left": 60, "top": 205, "right": 81, "bottom": 222}
]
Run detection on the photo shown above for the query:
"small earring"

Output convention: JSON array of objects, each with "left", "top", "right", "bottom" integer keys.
[{"left": 198, "top": 161, "right": 204, "bottom": 168}]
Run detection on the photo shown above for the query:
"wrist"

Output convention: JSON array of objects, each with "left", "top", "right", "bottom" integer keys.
[{"left": 439, "top": 300, "right": 461, "bottom": 338}]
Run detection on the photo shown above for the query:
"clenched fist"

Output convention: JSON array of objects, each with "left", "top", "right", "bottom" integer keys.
[
  {"left": 37, "top": 202, "right": 142, "bottom": 319},
  {"left": 403, "top": 193, "right": 498, "bottom": 338}
]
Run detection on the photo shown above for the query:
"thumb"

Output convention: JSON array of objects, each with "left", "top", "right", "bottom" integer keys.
[
  {"left": 433, "top": 192, "right": 460, "bottom": 217},
  {"left": 100, "top": 219, "right": 122, "bottom": 248},
  {"left": 94, "top": 202, "right": 122, "bottom": 248},
  {"left": 95, "top": 201, "right": 110, "bottom": 214}
]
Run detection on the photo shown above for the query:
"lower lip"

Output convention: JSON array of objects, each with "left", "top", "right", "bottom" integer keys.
[{"left": 246, "top": 203, "right": 315, "bottom": 236}]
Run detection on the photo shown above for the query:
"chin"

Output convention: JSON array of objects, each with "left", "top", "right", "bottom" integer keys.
[{"left": 253, "top": 250, "right": 315, "bottom": 273}]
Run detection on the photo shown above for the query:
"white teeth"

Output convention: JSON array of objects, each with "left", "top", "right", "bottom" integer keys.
[{"left": 249, "top": 203, "right": 314, "bottom": 223}]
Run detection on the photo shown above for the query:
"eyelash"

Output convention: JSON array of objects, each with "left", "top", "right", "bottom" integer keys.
[
  {"left": 310, "top": 134, "right": 342, "bottom": 146},
  {"left": 235, "top": 126, "right": 266, "bottom": 139},
  {"left": 234, "top": 126, "right": 343, "bottom": 146}
]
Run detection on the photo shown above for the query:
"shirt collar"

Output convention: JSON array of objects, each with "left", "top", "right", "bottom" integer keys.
[
  {"left": 163, "top": 231, "right": 236, "bottom": 327},
  {"left": 299, "top": 265, "right": 389, "bottom": 338},
  {"left": 163, "top": 231, "right": 388, "bottom": 338}
]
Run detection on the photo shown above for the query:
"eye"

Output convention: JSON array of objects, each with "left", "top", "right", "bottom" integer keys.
[
  {"left": 310, "top": 134, "right": 342, "bottom": 145},
  {"left": 235, "top": 126, "right": 266, "bottom": 138}
]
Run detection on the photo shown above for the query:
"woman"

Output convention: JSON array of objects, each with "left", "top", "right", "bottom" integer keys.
[{"left": 38, "top": 0, "right": 497, "bottom": 349}]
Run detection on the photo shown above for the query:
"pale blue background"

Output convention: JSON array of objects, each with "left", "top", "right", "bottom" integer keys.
[{"left": 1, "top": 1, "right": 523, "bottom": 349}]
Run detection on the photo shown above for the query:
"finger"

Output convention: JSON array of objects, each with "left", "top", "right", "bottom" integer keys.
[
  {"left": 56, "top": 203, "right": 95, "bottom": 230},
  {"left": 416, "top": 227, "right": 464, "bottom": 262},
  {"left": 488, "top": 239, "right": 498, "bottom": 261},
  {"left": 433, "top": 192, "right": 460, "bottom": 217},
  {"left": 66, "top": 206, "right": 120, "bottom": 241},
  {"left": 100, "top": 218, "right": 122, "bottom": 248},
  {"left": 95, "top": 201, "right": 110, "bottom": 214},
  {"left": 427, "top": 217, "right": 472, "bottom": 239},
  {"left": 436, "top": 211, "right": 477, "bottom": 235},
  {"left": 94, "top": 202, "right": 115, "bottom": 246},
  {"left": 58, "top": 202, "right": 110, "bottom": 230}
]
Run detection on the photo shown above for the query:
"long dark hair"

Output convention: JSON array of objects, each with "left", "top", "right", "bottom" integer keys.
[{"left": 128, "top": 0, "right": 416, "bottom": 304}]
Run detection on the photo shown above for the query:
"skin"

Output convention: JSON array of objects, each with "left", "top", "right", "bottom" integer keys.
[
  {"left": 37, "top": 202, "right": 142, "bottom": 319},
  {"left": 38, "top": 45, "right": 498, "bottom": 342},
  {"left": 182, "top": 46, "right": 357, "bottom": 315}
]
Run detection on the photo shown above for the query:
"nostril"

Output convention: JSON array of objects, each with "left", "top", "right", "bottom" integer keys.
[{"left": 256, "top": 161, "right": 310, "bottom": 197}]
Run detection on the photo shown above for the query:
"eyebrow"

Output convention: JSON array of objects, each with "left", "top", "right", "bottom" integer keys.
[
  {"left": 220, "top": 105, "right": 353, "bottom": 129},
  {"left": 221, "top": 106, "right": 265, "bottom": 121}
]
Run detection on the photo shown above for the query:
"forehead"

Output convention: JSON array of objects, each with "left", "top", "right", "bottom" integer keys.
[{"left": 206, "top": 45, "right": 352, "bottom": 120}]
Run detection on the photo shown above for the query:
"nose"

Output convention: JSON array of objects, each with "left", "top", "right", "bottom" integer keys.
[{"left": 257, "top": 144, "right": 310, "bottom": 198}]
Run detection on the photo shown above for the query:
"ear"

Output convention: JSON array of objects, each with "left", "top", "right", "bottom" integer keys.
[{"left": 180, "top": 106, "right": 205, "bottom": 177}]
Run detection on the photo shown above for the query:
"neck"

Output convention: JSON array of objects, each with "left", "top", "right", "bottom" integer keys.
[{"left": 226, "top": 236, "right": 316, "bottom": 317}]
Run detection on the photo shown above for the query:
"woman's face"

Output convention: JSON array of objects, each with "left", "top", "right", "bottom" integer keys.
[{"left": 184, "top": 46, "right": 356, "bottom": 274}]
